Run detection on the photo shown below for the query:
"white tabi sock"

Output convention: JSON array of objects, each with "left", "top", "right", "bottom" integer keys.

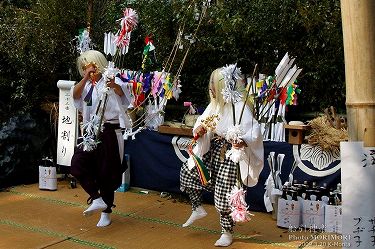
[
  {"left": 83, "top": 197, "right": 107, "bottom": 216},
  {"left": 214, "top": 232, "right": 233, "bottom": 247},
  {"left": 182, "top": 205, "right": 207, "bottom": 227},
  {"left": 97, "top": 212, "right": 111, "bottom": 227}
]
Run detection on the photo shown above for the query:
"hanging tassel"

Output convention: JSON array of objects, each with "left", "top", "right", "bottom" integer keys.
[
  {"left": 219, "top": 144, "right": 227, "bottom": 162},
  {"left": 77, "top": 114, "right": 102, "bottom": 151},
  {"left": 187, "top": 114, "right": 219, "bottom": 186},
  {"left": 227, "top": 183, "right": 254, "bottom": 222},
  {"left": 225, "top": 124, "right": 246, "bottom": 163},
  {"left": 188, "top": 146, "right": 210, "bottom": 186}
]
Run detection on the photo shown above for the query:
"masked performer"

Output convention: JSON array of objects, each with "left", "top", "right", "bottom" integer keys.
[
  {"left": 70, "top": 50, "right": 132, "bottom": 227},
  {"left": 180, "top": 67, "right": 264, "bottom": 246}
]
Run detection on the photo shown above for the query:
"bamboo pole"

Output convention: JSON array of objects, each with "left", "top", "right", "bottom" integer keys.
[
  {"left": 341, "top": 0, "right": 375, "bottom": 146},
  {"left": 87, "top": 0, "right": 93, "bottom": 34}
]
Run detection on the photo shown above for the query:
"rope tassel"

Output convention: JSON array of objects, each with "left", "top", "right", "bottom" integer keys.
[
  {"left": 227, "top": 183, "right": 254, "bottom": 222},
  {"left": 187, "top": 114, "right": 219, "bottom": 186},
  {"left": 189, "top": 150, "right": 210, "bottom": 186}
]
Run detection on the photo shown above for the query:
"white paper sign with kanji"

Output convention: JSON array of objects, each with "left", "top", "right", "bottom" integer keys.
[
  {"left": 341, "top": 142, "right": 375, "bottom": 248},
  {"left": 325, "top": 205, "right": 342, "bottom": 234},
  {"left": 277, "top": 198, "right": 300, "bottom": 229},
  {"left": 56, "top": 80, "right": 77, "bottom": 166}
]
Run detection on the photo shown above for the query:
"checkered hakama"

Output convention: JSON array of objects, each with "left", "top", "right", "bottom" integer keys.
[{"left": 180, "top": 137, "right": 238, "bottom": 233}]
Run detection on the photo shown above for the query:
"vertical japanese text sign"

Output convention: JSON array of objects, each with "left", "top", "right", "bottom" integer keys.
[
  {"left": 56, "top": 80, "right": 77, "bottom": 166},
  {"left": 341, "top": 142, "right": 375, "bottom": 248}
]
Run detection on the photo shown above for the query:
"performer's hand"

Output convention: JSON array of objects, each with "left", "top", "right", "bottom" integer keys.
[
  {"left": 107, "top": 78, "right": 124, "bottom": 96},
  {"left": 195, "top": 125, "right": 207, "bottom": 138},
  {"left": 83, "top": 65, "right": 97, "bottom": 81},
  {"left": 232, "top": 139, "right": 247, "bottom": 149},
  {"left": 106, "top": 78, "right": 116, "bottom": 88}
]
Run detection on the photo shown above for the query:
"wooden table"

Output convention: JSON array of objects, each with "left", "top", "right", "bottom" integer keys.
[{"left": 158, "top": 125, "right": 193, "bottom": 137}]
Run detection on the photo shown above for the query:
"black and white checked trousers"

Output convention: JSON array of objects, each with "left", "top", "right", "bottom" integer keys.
[{"left": 180, "top": 137, "right": 238, "bottom": 233}]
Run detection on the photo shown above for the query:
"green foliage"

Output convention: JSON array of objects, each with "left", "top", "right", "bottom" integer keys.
[
  {"left": 0, "top": 0, "right": 345, "bottom": 118},
  {"left": 0, "top": 112, "right": 49, "bottom": 187},
  {"left": 177, "top": 0, "right": 345, "bottom": 112},
  {"left": 0, "top": 0, "right": 346, "bottom": 184},
  {"left": 1, "top": 0, "right": 80, "bottom": 120},
  {"left": 114, "top": 0, "right": 176, "bottom": 71},
  {"left": 111, "top": 0, "right": 345, "bottom": 112},
  {"left": 0, "top": 0, "right": 94, "bottom": 185}
]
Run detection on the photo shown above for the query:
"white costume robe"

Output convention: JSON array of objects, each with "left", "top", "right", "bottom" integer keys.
[
  {"left": 70, "top": 77, "right": 132, "bottom": 129},
  {"left": 187, "top": 101, "right": 264, "bottom": 187}
]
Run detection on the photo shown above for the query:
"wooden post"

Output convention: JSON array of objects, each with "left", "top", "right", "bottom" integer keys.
[{"left": 340, "top": 0, "right": 375, "bottom": 145}]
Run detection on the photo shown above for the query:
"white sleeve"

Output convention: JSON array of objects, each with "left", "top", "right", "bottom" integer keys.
[
  {"left": 236, "top": 103, "right": 264, "bottom": 187},
  {"left": 115, "top": 77, "right": 132, "bottom": 108},
  {"left": 70, "top": 85, "right": 83, "bottom": 111}
]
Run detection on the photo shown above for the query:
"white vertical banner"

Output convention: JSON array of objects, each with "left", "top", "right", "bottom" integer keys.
[
  {"left": 341, "top": 142, "right": 375, "bottom": 248},
  {"left": 56, "top": 80, "right": 77, "bottom": 166}
]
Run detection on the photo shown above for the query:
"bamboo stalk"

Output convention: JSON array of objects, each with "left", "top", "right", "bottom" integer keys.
[
  {"left": 239, "top": 64, "right": 258, "bottom": 124},
  {"left": 341, "top": 0, "right": 375, "bottom": 143}
]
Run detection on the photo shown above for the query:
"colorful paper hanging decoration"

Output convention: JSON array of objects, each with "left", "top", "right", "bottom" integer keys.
[{"left": 113, "top": 8, "right": 139, "bottom": 55}]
